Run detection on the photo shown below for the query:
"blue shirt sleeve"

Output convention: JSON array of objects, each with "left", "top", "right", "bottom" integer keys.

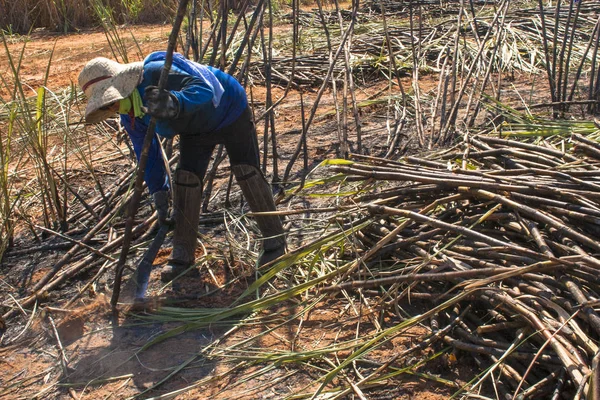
[
  {"left": 140, "top": 63, "right": 213, "bottom": 109},
  {"left": 139, "top": 61, "right": 248, "bottom": 134},
  {"left": 120, "top": 114, "right": 170, "bottom": 194}
]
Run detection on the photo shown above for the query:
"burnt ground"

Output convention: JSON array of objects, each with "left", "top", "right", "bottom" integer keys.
[{"left": 0, "top": 19, "right": 501, "bottom": 400}]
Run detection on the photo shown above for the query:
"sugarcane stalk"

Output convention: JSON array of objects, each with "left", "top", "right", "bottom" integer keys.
[{"left": 463, "top": 188, "right": 600, "bottom": 253}]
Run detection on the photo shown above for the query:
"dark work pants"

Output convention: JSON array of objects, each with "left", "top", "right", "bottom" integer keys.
[{"left": 178, "top": 107, "right": 260, "bottom": 181}]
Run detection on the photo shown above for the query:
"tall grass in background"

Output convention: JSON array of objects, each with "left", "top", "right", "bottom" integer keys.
[
  {"left": 0, "top": 35, "right": 68, "bottom": 236},
  {"left": 0, "top": 0, "right": 176, "bottom": 34},
  {"left": 0, "top": 98, "right": 20, "bottom": 260},
  {"left": 0, "top": 32, "right": 104, "bottom": 263},
  {"left": 0, "top": 37, "right": 28, "bottom": 259}
]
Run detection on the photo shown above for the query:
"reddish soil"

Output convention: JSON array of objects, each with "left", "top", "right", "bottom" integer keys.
[
  {"left": 2, "top": 296, "right": 464, "bottom": 399},
  {"left": 0, "top": 23, "right": 467, "bottom": 400},
  {"left": 0, "top": 25, "right": 171, "bottom": 98}
]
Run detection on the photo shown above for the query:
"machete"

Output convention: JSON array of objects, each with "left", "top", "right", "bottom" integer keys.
[{"left": 134, "top": 223, "right": 169, "bottom": 300}]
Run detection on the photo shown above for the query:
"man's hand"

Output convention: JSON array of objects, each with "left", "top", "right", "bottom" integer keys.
[
  {"left": 143, "top": 86, "right": 179, "bottom": 119},
  {"left": 152, "top": 190, "right": 174, "bottom": 228}
]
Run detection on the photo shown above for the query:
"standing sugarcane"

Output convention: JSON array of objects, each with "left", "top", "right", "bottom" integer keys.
[{"left": 77, "top": 28, "right": 286, "bottom": 305}]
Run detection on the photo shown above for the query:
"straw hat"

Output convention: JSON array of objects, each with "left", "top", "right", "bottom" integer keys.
[{"left": 78, "top": 57, "right": 144, "bottom": 123}]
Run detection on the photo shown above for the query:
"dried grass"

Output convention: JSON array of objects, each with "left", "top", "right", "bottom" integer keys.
[{"left": 0, "top": 0, "right": 175, "bottom": 33}]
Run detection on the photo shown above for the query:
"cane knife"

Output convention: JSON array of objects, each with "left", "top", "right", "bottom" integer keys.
[{"left": 133, "top": 224, "right": 169, "bottom": 299}]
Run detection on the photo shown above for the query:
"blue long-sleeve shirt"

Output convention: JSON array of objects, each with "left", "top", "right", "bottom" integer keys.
[{"left": 121, "top": 52, "right": 248, "bottom": 194}]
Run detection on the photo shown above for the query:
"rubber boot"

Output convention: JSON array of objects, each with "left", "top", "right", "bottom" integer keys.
[
  {"left": 161, "top": 169, "right": 202, "bottom": 282},
  {"left": 232, "top": 165, "right": 286, "bottom": 266}
]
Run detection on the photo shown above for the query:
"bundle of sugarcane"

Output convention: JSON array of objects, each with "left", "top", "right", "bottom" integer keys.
[
  {"left": 280, "top": 9, "right": 369, "bottom": 26},
  {"left": 360, "top": 0, "right": 499, "bottom": 15}
]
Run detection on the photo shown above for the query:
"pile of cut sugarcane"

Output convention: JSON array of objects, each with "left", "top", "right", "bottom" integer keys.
[
  {"left": 313, "top": 130, "right": 600, "bottom": 398},
  {"left": 137, "top": 127, "right": 600, "bottom": 398}
]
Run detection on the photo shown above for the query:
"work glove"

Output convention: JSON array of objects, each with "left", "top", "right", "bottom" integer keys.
[
  {"left": 143, "top": 86, "right": 180, "bottom": 119},
  {"left": 152, "top": 190, "right": 174, "bottom": 228}
]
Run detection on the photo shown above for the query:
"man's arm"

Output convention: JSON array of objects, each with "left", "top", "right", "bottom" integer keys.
[
  {"left": 144, "top": 63, "right": 215, "bottom": 116},
  {"left": 120, "top": 114, "right": 170, "bottom": 194},
  {"left": 142, "top": 62, "right": 226, "bottom": 133}
]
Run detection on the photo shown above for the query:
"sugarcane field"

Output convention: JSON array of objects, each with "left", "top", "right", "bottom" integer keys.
[{"left": 3, "top": 0, "right": 600, "bottom": 398}]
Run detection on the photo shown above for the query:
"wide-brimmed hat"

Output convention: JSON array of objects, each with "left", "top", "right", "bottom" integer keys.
[{"left": 78, "top": 57, "right": 144, "bottom": 123}]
